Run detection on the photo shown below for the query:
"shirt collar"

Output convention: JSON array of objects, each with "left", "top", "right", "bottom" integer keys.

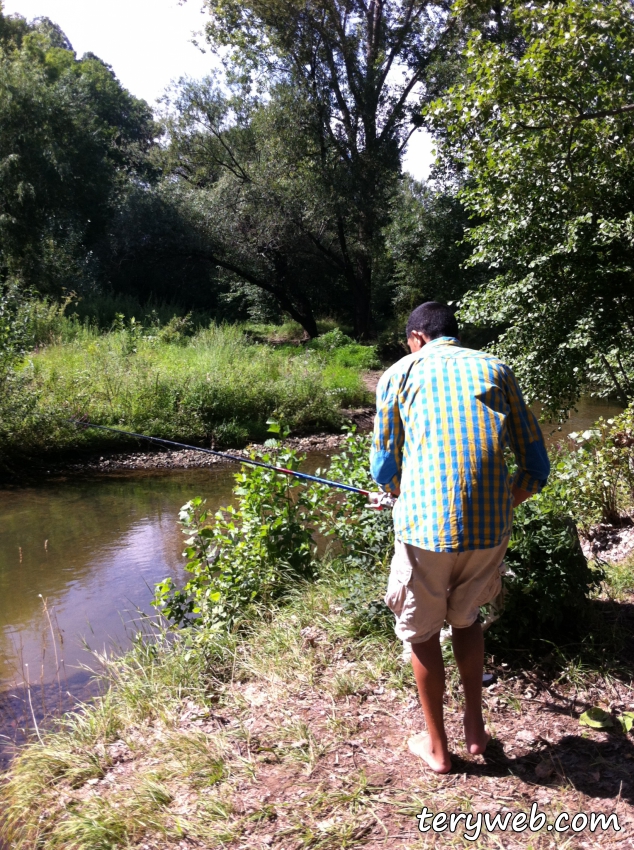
[{"left": 421, "top": 336, "right": 460, "bottom": 352}]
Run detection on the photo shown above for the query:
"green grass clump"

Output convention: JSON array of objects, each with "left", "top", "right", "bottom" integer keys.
[
  {"left": 601, "top": 554, "right": 634, "bottom": 601},
  {"left": 1, "top": 322, "right": 374, "bottom": 461},
  {"left": 0, "top": 575, "right": 405, "bottom": 849}
]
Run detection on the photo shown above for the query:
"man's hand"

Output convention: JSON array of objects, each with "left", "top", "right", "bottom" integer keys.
[
  {"left": 512, "top": 484, "right": 532, "bottom": 508},
  {"left": 367, "top": 492, "right": 398, "bottom": 510}
]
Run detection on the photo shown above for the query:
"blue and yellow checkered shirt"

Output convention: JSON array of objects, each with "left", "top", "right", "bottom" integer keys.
[{"left": 371, "top": 338, "right": 549, "bottom": 553}]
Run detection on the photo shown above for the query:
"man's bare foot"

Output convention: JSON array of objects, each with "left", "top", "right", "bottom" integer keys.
[
  {"left": 464, "top": 718, "right": 491, "bottom": 755},
  {"left": 408, "top": 732, "right": 452, "bottom": 774}
]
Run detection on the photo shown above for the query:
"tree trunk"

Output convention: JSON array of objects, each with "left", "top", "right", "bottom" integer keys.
[
  {"left": 274, "top": 290, "right": 319, "bottom": 339},
  {"left": 352, "top": 258, "right": 373, "bottom": 340}
]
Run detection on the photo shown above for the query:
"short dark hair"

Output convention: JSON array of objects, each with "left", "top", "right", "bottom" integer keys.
[{"left": 406, "top": 302, "right": 459, "bottom": 341}]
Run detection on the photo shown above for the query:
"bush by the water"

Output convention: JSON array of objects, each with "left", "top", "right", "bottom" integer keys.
[
  {"left": 155, "top": 440, "right": 318, "bottom": 629},
  {"left": 549, "top": 405, "right": 634, "bottom": 528},
  {"left": 155, "top": 431, "right": 599, "bottom": 656},
  {"left": 486, "top": 498, "right": 603, "bottom": 652},
  {"left": 154, "top": 428, "right": 395, "bottom": 631}
]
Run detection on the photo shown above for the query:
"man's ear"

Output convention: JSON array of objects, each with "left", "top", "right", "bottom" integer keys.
[{"left": 407, "top": 331, "right": 426, "bottom": 352}]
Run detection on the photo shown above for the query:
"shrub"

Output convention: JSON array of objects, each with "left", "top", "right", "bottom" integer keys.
[
  {"left": 154, "top": 429, "right": 395, "bottom": 633},
  {"left": 0, "top": 282, "right": 30, "bottom": 367},
  {"left": 308, "top": 328, "right": 380, "bottom": 371},
  {"left": 551, "top": 407, "right": 634, "bottom": 527},
  {"left": 486, "top": 494, "right": 603, "bottom": 652},
  {"left": 307, "top": 328, "right": 355, "bottom": 350},
  {"left": 314, "top": 429, "right": 393, "bottom": 571},
  {"left": 154, "top": 442, "right": 318, "bottom": 629}
]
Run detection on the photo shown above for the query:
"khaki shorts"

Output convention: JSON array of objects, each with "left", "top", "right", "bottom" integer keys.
[{"left": 384, "top": 537, "right": 509, "bottom": 644}]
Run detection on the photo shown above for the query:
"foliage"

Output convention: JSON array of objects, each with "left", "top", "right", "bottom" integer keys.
[
  {"left": 551, "top": 406, "right": 634, "bottom": 527},
  {"left": 155, "top": 429, "right": 395, "bottom": 634},
  {"left": 154, "top": 441, "right": 318, "bottom": 629},
  {"left": 0, "top": 9, "right": 156, "bottom": 295},
  {"left": 0, "top": 285, "right": 41, "bottom": 465},
  {"left": 100, "top": 181, "right": 247, "bottom": 323},
  {"left": 0, "top": 322, "right": 372, "bottom": 463},
  {"left": 430, "top": 0, "right": 634, "bottom": 414},
  {"left": 158, "top": 0, "right": 466, "bottom": 337},
  {"left": 0, "top": 282, "right": 29, "bottom": 367},
  {"left": 314, "top": 430, "right": 394, "bottom": 571},
  {"left": 307, "top": 330, "right": 380, "bottom": 370},
  {"left": 487, "top": 493, "right": 603, "bottom": 652},
  {"left": 385, "top": 178, "right": 489, "bottom": 317},
  {"left": 307, "top": 329, "right": 354, "bottom": 351},
  {"left": 157, "top": 84, "right": 337, "bottom": 338}
]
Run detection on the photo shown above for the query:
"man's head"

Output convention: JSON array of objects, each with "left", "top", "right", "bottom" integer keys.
[{"left": 406, "top": 302, "right": 459, "bottom": 353}]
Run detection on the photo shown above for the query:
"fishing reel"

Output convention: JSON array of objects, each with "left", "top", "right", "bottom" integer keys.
[{"left": 366, "top": 492, "right": 398, "bottom": 511}]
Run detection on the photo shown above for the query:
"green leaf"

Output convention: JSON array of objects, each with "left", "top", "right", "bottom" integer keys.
[
  {"left": 618, "top": 712, "right": 634, "bottom": 733},
  {"left": 579, "top": 707, "right": 613, "bottom": 729}
]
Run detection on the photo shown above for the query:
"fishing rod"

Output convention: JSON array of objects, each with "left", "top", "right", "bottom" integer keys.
[{"left": 68, "top": 419, "right": 394, "bottom": 507}]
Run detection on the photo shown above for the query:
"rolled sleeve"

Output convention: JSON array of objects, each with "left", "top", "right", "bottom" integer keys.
[
  {"left": 502, "top": 366, "right": 550, "bottom": 494},
  {"left": 370, "top": 369, "right": 404, "bottom": 494}
]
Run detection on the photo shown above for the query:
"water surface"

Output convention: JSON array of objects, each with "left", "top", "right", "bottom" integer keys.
[
  {"left": 0, "top": 466, "right": 239, "bottom": 758},
  {"left": 0, "top": 397, "right": 623, "bottom": 757}
]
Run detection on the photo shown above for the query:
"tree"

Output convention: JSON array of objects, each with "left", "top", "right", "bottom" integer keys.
[
  {"left": 430, "top": 0, "right": 634, "bottom": 413},
  {"left": 200, "top": 0, "right": 459, "bottom": 336},
  {"left": 385, "top": 176, "right": 488, "bottom": 314},
  {"left": 156, "top": 79, "right": 345, "bottom": 336},
  {"left": 0, "top": 9, "right": 156, "bottom": 294}
]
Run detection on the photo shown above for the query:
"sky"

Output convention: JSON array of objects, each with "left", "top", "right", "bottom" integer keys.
[{"left": 2, "top": 0, "right": 434, "bottom": 179}]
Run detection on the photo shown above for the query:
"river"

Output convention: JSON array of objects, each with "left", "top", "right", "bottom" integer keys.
[{"left": 0, "top": 397, "right": 622, "bottom": 761}]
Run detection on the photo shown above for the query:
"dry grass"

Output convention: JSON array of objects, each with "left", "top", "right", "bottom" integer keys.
[{"left": 1, "top": 573, "right": 634, "bottom": 848}]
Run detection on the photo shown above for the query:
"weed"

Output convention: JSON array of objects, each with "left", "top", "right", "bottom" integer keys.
[
  {"left": 329, "top": 669, "right": 367, "bottom": 699},
  {"left": 602, "top": 555, "right": 634, "bottom": 601},
  {"left": 135, "top": 774, "right": 174, "bottom": 809},
  {"left": 164, "top": 730, "right": 227, "bottom": 787},
  {"left": 1, "top": 322, "right": 373, "bottom": 464}
]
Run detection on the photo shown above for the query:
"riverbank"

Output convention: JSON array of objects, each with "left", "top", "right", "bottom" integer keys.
[
  {"left": 1, "top": 560, "right": 633, "bottom": 849},
  {"left": 2, "top": 423, "right": 634, "bottom": 846},
  {"left": 0, "top": 409, "right": 375, "bottom": 485},
  {"left": 0, "top": 322, "right": 378, "bottom": 470}
]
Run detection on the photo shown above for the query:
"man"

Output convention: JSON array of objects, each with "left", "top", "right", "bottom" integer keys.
[{"left": 371, "top": 302, "right": 549, "bottom": 773}]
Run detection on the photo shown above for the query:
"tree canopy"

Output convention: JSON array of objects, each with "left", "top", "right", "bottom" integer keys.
[
  {"left": 430, "top": 0, "right": 634, "bottom": 412},
  {"left": 198, "top": 0, "right": 460, "bottom": 336},
  {"left": 0, "top": 6, "right": 156, "bottom": 294},
  {"left": 6, "top": 0, "right": 634, "bottom": 414}
]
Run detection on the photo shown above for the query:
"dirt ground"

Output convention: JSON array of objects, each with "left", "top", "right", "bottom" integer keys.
[{"left": 45, "top": 589, "right": 634, "bottom": 850}]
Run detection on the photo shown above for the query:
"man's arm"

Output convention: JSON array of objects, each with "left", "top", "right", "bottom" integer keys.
[
  {"left": 370, "top": 369, "right": 404, "bottom": 495},
  {"left": 502, "top": 365, "right": 550, "bottom": 503}
]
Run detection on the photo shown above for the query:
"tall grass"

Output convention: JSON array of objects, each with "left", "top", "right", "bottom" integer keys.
[{"left": 1, "top": 321, "right": 373, "bottom": 460}]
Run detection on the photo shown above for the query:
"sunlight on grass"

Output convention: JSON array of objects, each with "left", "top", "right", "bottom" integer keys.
[{"left": 3, "top": 322, "right": 373, "bottom": 460}]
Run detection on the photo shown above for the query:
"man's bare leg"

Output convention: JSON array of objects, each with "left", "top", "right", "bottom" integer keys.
[
  {"left": 408, "top": 633, "right": 452, "bottom": 773},
  {"left": 451, "top": 621, "right": 490, "bottom": 754}
]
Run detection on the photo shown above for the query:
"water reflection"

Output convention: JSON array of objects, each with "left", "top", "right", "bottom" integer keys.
[
  {"left": 0, "top": 466, "right": 238, "bottom": 761},
  {"left": 537, "top": 396, "right": 623, "bottom": 445},
  {"left": 0, "top": 469, "right": 239, "bottom": 683}
]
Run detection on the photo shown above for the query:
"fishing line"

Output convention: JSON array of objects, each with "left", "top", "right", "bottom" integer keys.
[{"left": 68, "top": 419, "right": 372, "bottom": 497}]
